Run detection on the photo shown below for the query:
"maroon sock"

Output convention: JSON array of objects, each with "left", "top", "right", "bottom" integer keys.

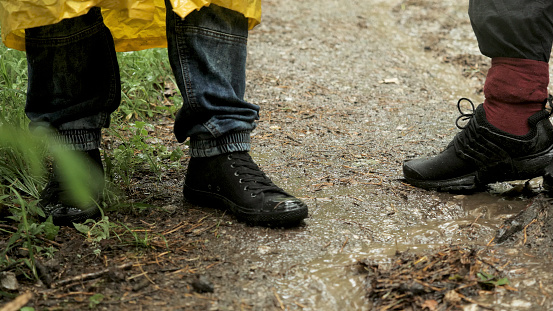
[{"left": 482, "top": 57, "right": 549, "bottom": 136}]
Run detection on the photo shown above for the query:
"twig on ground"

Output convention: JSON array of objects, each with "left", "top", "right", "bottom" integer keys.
[
  {"left": 470, "top": 214, "right": 483, "bottom": 228},
  {"left": 339, "top": 236, "right": 349, "bottom": 253},
  {"left": 0, "top": 292, "right": 32, "bottom": 311},
  {"left": 457, "top": 292, "right": 493, "bottom": 310},
  {"left": 0, "top": 224, "right": 62, "bottom": 247},
  {"left": 0, "top": 224, "right": 17, "bottom": 232},
  {"left": 52, "top": 262, "right": 133, "bottom": 288}
]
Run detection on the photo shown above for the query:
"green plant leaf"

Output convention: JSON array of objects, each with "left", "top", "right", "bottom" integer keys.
[
  {"left": 74, "top": 222, "right": 91, "bottom": 235},
  {"left": 40, "top": 219, "right": 60, "bottom": 240},
  {"left": 477, "top": 272, "right": 494, "bottom": 282},
  {"left": 89, "top": 293, "right": 104, "bottom": 308},
  {"left": 495, "top": 277, "right": 510, "bottom": 286},
  {"left": 477, "top": 272, "right": 509, "bottom": 286}
]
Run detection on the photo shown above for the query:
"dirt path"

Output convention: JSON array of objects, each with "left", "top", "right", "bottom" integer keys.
[{"left": 4, "top": 0, "right": 553, "bottom": 310}]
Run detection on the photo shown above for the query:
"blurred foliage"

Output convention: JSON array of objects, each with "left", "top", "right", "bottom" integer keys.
[{"left": 0, "top": 41, "right": 183, "bottom": 281}]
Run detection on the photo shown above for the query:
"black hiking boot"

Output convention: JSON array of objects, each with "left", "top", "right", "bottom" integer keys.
[
  {"left": 39, "top": 149, "right": 104, "bottom": 226},
  {"left": 183, "top": 152, "right": 308, "bottom": 226},
  {"left": 403, "top": 98, "right": 553, "bottom": 192}
]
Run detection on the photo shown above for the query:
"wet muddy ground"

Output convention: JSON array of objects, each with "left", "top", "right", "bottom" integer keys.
[{"left": 3, "top": 0, "right": 553, "bottom": 310}]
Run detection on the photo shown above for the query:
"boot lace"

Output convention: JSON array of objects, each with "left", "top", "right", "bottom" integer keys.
[
  {"left": 452, "top": 98, "right": 482, "bottom": 159},
  {"left": 454, "top": 94, "right": 553, "bottom": 133},
  {"left": 455, "top": 97, "right": 476, "bottom": 130},
  {"left": 229, "top": 152, "right": 284, "bottom": 197}
]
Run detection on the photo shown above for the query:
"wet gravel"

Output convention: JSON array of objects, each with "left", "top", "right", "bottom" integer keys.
[{"left": 4, "top": 0, "right": 553, "bottom": 310}]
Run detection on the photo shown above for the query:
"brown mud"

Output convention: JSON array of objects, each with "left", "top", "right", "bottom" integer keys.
[{"left": 3, "top": 0, "right": 553, "bottom": 310}]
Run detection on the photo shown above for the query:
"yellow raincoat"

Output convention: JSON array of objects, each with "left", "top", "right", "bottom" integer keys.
[{"left": 0, "top": 0, "right": 261, "bottom": 52}]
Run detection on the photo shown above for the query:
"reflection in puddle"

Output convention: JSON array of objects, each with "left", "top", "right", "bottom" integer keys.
[{"left": 272, "top": 182, "right": 548, "bottom": 310}]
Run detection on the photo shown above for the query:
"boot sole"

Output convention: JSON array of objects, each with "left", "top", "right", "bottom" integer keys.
[
  {"left": 183, "top": 184, "right": 308, "bottom": 226},
  {"left": 406, "top": 145, "right": 553, "bottom": 192},
  {"left": 49, "top": 206, "right": 102, "bottom": 227}
]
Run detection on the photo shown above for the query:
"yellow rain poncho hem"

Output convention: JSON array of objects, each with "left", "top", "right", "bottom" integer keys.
[{"left": 0, "top": 0, "right": 261, "bottom": 52}]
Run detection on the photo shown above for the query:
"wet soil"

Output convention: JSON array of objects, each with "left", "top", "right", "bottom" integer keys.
[{"left": 3, "top": 0, "right": 553, "bottom": 310}]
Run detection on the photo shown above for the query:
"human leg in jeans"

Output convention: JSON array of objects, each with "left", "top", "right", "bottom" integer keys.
[
  {"left": 25, "top": 8, "right": 120, "bottom": 225},
  {"left": 403, "top": 1, "right": 553, "bottom": 191},
  {"left": 165, "top": 2, "right": 308, "bottom": 226},
  {"left": 25, "top": 3, "right": 307, "bottom": 227}
]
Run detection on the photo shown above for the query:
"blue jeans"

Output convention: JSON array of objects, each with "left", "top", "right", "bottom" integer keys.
[{"left": 24, "top": 3, "right": 259, "bottom": 157}]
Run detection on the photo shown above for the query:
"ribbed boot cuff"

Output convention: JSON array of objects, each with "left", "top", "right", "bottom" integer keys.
[
  {"left": 190, "top": 131, "right": 251, "bottom": 158},
  {"left": 52, "top": 129, "right": 102, "bottom": 151}
]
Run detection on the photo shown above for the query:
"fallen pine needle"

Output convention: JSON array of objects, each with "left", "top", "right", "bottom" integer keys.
[
  {"left": 137, "top": 260, "right": 156, "bottom": 285},
  {"left": 457, "top": 292, "right": 493, "bottom": 310},
  {"left": 273, "top": 288, "right": 285, "bottom": 310},
  {"left": 523, "top": 219, "right": 537, "bottom": 244}
]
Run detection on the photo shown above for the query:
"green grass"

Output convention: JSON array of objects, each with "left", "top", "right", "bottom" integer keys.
[
  {"left": 0, "top": 42, "right": 183, "bottom": 281},
  {"left": 0, "top": 47, "right": 28, "bottom": 128},
  {"left": 116, "top": 49, "right": 182, "bottom": 121}
]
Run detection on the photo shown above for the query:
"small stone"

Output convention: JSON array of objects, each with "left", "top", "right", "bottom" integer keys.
[
  {"left": 107, "top": 267, "right": 126, "bottom": 282},
  {"left": 510, "top": 299, "right": 532, "bottom": 308},
  {"left": 0, "top": 271, "right": 19, "bottom": 290},
  {"left": 257, "top": 245, "right": 271, "bottom": 255},
  {"left": 132, "top": 278, "right": 150, "bottom": 291},
  {"left": 162, "top": 205, "right": 178, "bottom": 214},
  {"left": 191, "top": 275, "right": 214, "bottom": 293},
  {"left": 444, "top": 290, "right": 461, "bottom": 304}
]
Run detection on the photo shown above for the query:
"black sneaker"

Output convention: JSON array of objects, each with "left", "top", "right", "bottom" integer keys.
[
  {"left": 183, "top": 152, "right": 308, "bottom": 226},
  {"left": 39, "top": 149, "right": 104, "bottom": 226},
  {"left": 403, "top": 98, "right": 553, "bottom": 192}
]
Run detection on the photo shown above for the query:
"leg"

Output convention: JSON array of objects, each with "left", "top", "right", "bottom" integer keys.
[
  {"left": 166, "top": 2, "right": 308, "bottom": 226},
  {"left": 25, "top": 8, "right": 120, "bottom": 225},
  {"left": 469, "top": 0, "right": 553, "bottom": 135},
  {"left": 25, "top": 7, "right": 120, "bottom": 150},
  {"left": 166, "top": 2, "right": 258, "bottom": 155},
  {"left": 403, "top": 1, "right": 553, "bottom": 192},
  {"left": 469, "top": 0, "right": 553, "bottom": 62}
]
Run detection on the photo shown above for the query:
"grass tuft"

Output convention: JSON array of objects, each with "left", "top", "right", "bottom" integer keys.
[{"left": 0, "top": 40, "right": 184, "bottom": 280}]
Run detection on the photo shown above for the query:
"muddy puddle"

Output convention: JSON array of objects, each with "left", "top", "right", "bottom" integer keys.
[{"left": 253, "top": 180, "right": 545, "bottom": 310}]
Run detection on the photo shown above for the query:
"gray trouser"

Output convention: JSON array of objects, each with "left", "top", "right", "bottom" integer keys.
[{"left": 469, "top": 0, "right": 553, "bottom": 62}]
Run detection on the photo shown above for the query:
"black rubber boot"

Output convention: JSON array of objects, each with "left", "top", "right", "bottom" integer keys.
[
  {"left": 183, "top": 152, "right": 308, "bottom": 226},
  {"left": 39, "top": 149, "right": 104, "bottom": 226},
  {"left": 403, "top": 98, "right": 553, "bottom": 192}
]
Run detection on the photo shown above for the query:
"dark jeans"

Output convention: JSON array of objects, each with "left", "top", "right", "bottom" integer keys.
[
  {"left": 469, "top": 0, "right": 553, "bottom": 62},
  {"left": 24, "top": 3, "right": 259, "bottom": 157}
]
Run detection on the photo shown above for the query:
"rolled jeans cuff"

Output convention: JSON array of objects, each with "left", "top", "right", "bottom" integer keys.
[
  {"left": 189, "top": 131, "right": 251, "bottom": 158},
  {"left": 52, "top": 129, "right": 102, "bottom": 151}
]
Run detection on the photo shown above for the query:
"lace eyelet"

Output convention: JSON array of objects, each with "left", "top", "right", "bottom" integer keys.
[
  {"left": 244, "top": 186, "right": 249, "bottom": 191},
  {"left": 230, "top": 163, "right": 235, "bottom": 168},
  {"left": 239, "top": 179, "right": 243, "bottom": 183},
  {"left": 251, "top": 193, "right": 257, "bottom": 198},
  {"left": 234, "top": 171, "right": 240, "bottom": 176}
]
